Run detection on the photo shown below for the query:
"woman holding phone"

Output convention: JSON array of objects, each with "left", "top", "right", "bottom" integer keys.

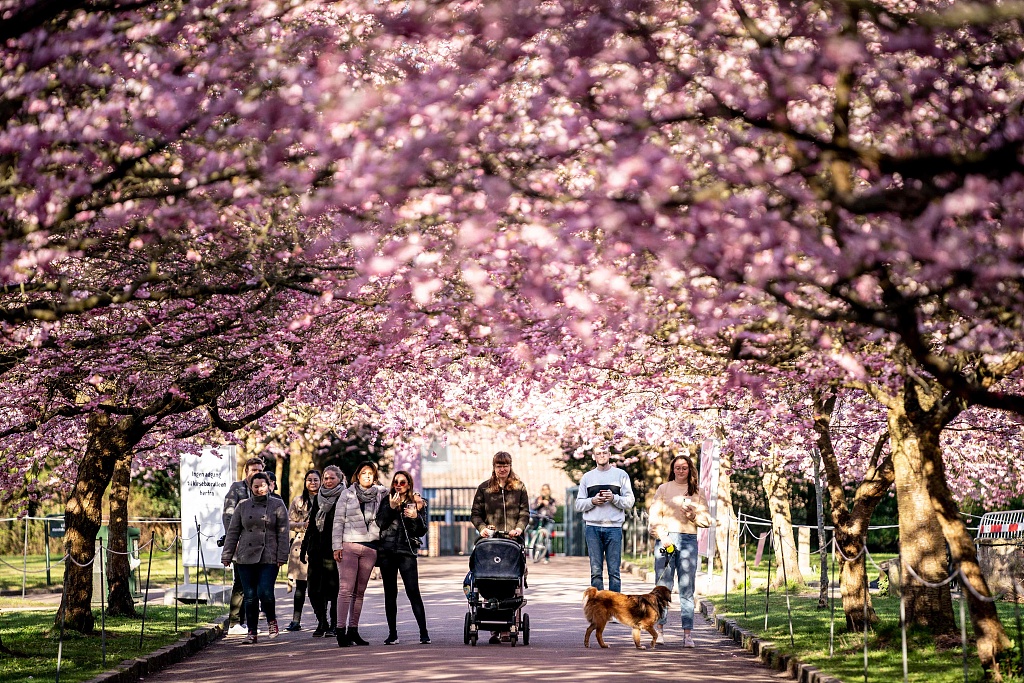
[
  {"left": 375, "top": 470, "right": 430, "bottom": 645},
  {"left": 647, "top": 454, "right": 710, "bottom": 648}
]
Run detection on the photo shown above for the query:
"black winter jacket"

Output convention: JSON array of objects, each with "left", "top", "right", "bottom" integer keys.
[
  {"left": 299, "top": 497, "right": 338, "bottom": 563},
  {"left": 375, "top": 501, "right": 427, "bottom": 557},
  {"left": 222, "top": 480, "right": 250, "bottom": 532}
]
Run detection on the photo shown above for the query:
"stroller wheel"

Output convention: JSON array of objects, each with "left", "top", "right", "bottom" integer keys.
[
  {"left": 510, "top": 633, "right": 517, "bottom": 647},
  {"left": 522, "top": 613, "right": 530, "bottom": 646},
  {"left": 471, "top": 634, "right": 478, "bottom": 646},
  {"left": 464, "top": 613, "right": 471, "bottom": 645}
]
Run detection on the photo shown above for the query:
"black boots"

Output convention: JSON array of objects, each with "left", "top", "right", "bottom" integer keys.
[
  {"left": 336, "top": 629, "right": 351, "bottom": 647},
  {"left": 347, "top": 627, "right": 369, "bottom": 646},
  {"left": 312, "top": 621, "right": 326, "bottom": 638}
]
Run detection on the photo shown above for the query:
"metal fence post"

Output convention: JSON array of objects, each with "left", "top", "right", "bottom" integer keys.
[{"left": 22, "top": 515, "right": 29, "bottom": 598}]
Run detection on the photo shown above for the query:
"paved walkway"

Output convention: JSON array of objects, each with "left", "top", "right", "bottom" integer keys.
[{"left": 142, "top": 557, "right": 784, "bottom": 683}]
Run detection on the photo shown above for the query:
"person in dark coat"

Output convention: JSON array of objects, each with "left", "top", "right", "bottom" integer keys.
[
  {"left": 284, "top": 468, "right": 320, "bottom": 631},
  {"left": 221, "top": 471, "right": 289, "bottom": 644},
  {"left": 299, "top": 464, "right": 345, "bottom": 637},
  {"left": 471, "top": 451, "right": 530, "bottom": 645},
  {"left": 471, "top": 451, "right": 530, "bottom": 543},
  {"left": 375, "top": 470, "right": 430, "bottom": 645},
  {"left": 222, "top": 456, "right": 265, "bottom": 633}
]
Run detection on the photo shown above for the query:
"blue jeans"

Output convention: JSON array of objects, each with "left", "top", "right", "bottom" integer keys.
[
  {"left": 654, "top": 533, "right": 698, "bottom": 630},
  {"left": 585, "top": 525, "right": 622, "bottom": 592},
  {"left": 540, "top": 520, "right": 554, "bottom": 558},
  {"left": 236, "top": 563, "right": 279, "bottom": 631}
]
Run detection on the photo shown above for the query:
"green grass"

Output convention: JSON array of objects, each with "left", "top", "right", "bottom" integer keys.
[
  {"left": 1, "top": 551, "right": 285, "bottom": 594},
  {"left": 0, "top": 606, "right": 226, "bottom": 683},
  {"left": 709, "top": 592, "right": 1024, "bottom": 683}
]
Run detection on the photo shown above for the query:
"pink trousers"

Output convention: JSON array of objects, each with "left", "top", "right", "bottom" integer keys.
[{"left": 336, "top": 542, "right": 377, "bottom": 628}]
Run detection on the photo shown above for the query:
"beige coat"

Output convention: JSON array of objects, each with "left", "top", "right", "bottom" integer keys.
[{"left": 287, "top": 495, "right": 311, "bottom": 581}]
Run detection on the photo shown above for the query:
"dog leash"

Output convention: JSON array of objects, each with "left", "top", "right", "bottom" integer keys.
[{"left": 654, "top": 541, "right": 679, "bottom": 586}]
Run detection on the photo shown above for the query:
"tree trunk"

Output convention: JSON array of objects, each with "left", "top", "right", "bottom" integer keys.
[
  {"left": 813, "top": 389, "right": 893, "bottom": 630},
  {"left": 57, "top": 413, "right": 144, "bottom": 633},
  {"left": 888, "top": 396, "right": 956, "bottom": 633},
  {"left": 715, "top": 445, "right": 742, "bottom": 584},
  {"left": 761, "top": 457, "right": 804, "bottom": 588},
  {"left": 278, "top": 453, "right": 291, "bottom": 507},
  {"left": 913, "top": 401, "right": 1010, "bottom": 676},
  {"left": 105, "top": 448, "right": 138, "bottom": 617}
]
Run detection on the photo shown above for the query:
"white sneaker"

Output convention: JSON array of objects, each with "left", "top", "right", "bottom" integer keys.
[
  {"left": 683, "top": 635, "right": 696, "bottom": 648},
  {"left": 228, "top": 624, "right": 249, "bottom": 636}
]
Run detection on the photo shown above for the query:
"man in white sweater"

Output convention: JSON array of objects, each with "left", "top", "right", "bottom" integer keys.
[{"left": 574, "top": 448, "right": 635, "bottom": 592}]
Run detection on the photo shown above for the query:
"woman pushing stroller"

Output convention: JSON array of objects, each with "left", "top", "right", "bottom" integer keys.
[{"left": 471, "top": 451, "right": 530, "bottom": 643}]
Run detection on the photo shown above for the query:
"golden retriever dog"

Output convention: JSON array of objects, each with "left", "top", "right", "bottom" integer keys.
[{"left": 582, "top": 585, "right": 672, "bottom": 650}]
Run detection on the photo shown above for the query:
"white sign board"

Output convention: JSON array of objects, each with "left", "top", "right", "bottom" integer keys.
[
  {"left": 180, "top": 445, "right": 236, "bottom": 568},
  {"left": 697, "top": 438, "right": 721, "bottom": 559}
]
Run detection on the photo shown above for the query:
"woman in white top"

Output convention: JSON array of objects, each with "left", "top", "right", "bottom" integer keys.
[{"left": 648, "top": 454, "right": 710, "bottom": 648}]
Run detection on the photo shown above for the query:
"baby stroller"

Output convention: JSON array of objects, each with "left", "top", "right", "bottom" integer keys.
[{"left": 463, "top": 533, "right": 530, "bottom": 646}]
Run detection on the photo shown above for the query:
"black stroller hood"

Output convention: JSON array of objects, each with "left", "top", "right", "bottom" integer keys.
[{"left": 470, "top": 537, "right": 525, "bottom": 580}]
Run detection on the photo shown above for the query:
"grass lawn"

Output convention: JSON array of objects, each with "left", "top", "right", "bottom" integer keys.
[
  {"left": 709, "top": 591, "right": 1024, "bottom": 683},
  {"left": 0, "top": 606, "right": 225, "bottom": 683},
  {"left": 1, "top": 551, "right": 286, "bottom": 595}
]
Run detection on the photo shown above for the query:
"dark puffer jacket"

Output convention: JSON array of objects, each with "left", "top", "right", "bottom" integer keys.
[
  {"left": 471, "top": 481, "right": 530, "bottom": 541},
  {"left": 375, "top": 500, "right": 428, "bottom": 557}
]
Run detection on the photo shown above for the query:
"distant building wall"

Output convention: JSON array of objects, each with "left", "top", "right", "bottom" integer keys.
[{"left": 420, "top": 428, "right": 575, "bottom": 502}]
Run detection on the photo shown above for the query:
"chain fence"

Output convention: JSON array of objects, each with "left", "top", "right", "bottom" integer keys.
[{"left": 718, "top": 511, "right": 1012, "bottom": 683}]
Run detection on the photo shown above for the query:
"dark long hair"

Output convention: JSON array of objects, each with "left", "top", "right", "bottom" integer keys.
[
  {"left": 668, "top": 454, "right": 699, "bottom": 496},
  {"left": 248, "top": 472, "right": 271, "bottom": 488},
  {"left": 301, "top": 469, "right": 322, "bottom": 506},
  {"left": 391, "top": 470, "right": 416, "bottom": 505},
  {"left": 486, "top": 451, "right": 523, "bottom": 493}
]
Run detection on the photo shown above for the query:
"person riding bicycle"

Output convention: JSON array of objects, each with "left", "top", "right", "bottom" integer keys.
[{"left": 530, "top": 484, "right": 557, "bottom": 563}]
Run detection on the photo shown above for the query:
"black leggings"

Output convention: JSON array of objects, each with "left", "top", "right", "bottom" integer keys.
[
  {"left": 291, "top": 579, "right": 307, "bottom": 623},
  {"left": 379, "top": 553, "right": 428, "bottom": 637},
  {"left": 307, "top": 558, "right": 338, "bottom": 628}
]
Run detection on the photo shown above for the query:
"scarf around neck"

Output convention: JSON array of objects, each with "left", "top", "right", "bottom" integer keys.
[
  {"left": 355, "top": 484, "right": 379, "bottom": 530},
  {"left": 355, "top": 484, "right": 379, "bottom": 504},
  {"left": 315, "top": 484, "right": 343, "bottom": 532}
]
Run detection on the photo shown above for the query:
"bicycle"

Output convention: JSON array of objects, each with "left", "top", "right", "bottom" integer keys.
[{"left": 524, "top": 512, "right": 553, "bottom": 564}]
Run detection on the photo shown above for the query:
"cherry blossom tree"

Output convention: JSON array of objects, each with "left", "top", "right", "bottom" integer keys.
[{"left": 314, "top": 1, "right": 1024, "bottom": 674}]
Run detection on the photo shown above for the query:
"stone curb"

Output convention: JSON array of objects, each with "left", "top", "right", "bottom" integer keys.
[
  {"left": 82, "top": 618, "right": 227, "bottom": 683},
  {"left": 698, "top": 599, "right": 844, "bottom": 683}
]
